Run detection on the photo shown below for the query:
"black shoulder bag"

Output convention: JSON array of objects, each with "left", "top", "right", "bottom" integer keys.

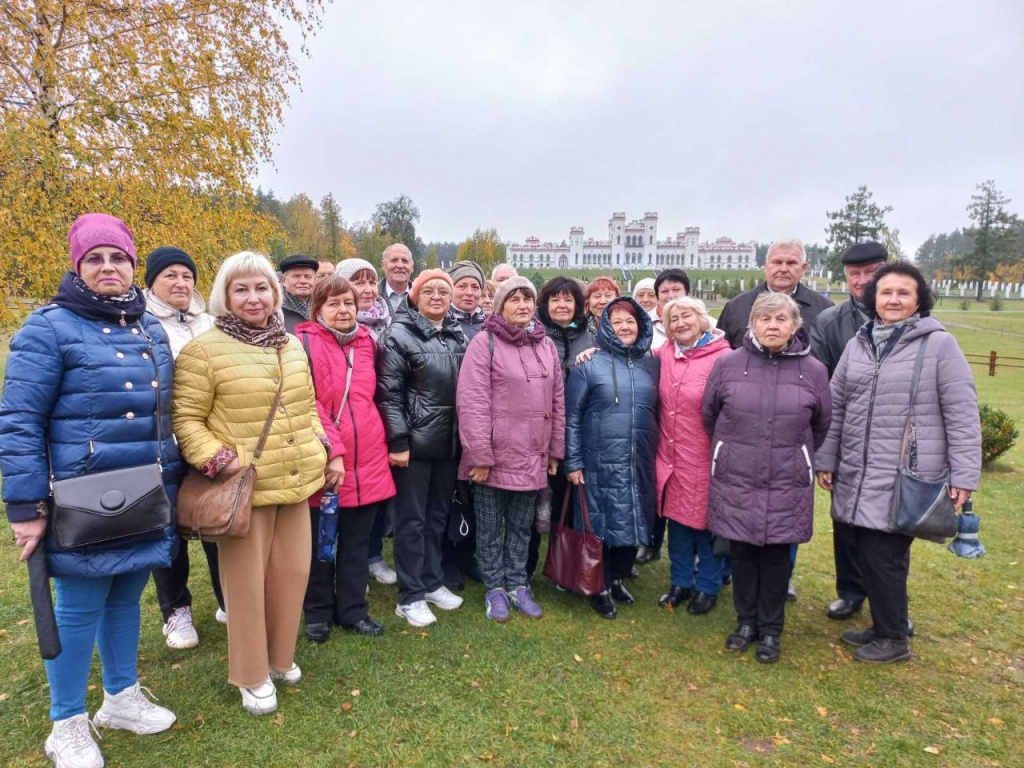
[
  {"left": 890, "top": 336, "right": 958, "bottom": 543},
  {"left": 49, "top": 323, "right": 172, "bottom": 550}
]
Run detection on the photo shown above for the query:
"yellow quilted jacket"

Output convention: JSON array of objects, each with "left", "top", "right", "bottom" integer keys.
[{"left": 173, "top": 328, "right": 327, "bottom": 507}]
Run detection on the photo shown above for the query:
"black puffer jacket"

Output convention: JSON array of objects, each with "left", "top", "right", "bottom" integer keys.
[
  {"left": 375, "top": 305, "right": 467, "bottom": 459},
  {"left": 537, "top": 296, "right": 595, "bottom": 383}
]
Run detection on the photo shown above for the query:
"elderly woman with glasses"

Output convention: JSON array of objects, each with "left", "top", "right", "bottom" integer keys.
[
  {"left": 702, "top": 292, "right": 831, "bottom": 664},
  {"left": 376, "top": 269, "right": 468, "bottom": 628}
]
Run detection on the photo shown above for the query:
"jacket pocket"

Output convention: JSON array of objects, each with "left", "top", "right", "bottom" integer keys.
[
  {"left": 799, "top": 445, "right": 813, "bottom": 486},
  {"left": 711, "top": 441, "right": 725, "bottom": 477}
]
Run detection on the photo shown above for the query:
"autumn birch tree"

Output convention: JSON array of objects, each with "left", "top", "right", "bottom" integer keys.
[{"left": 0, "top": 0, "right": 327, "bottom": 319}]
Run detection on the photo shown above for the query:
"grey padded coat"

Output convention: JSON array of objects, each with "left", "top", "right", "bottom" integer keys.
[{"left": 815, "top": 316, "right": 981, "bottom": 533}]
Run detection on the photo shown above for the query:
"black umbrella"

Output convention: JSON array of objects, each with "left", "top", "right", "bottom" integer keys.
[{"left": 27, "top": 546, "right": 61, "bottom": 659}]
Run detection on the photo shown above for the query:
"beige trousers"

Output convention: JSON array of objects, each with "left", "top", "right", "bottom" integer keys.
[{"left": 217, "top": 501, "right": 311, "bottom": 687}]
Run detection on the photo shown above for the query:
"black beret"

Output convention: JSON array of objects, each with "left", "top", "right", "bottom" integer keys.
[
  {"left": 842, "top": 241, "right": 888, "bottom": 266},
  {"left": 278, "top": 253, "right": 320, "bottom": 273},
  {"left": 144, "top": 246, "right": 197, "bottom": 287}
]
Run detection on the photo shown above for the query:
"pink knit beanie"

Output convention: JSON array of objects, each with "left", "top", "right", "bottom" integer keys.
[
  {"left": 408, "top": 269, "right": 454, "bottom": 306},
  {"left": 68, "top": 213, "right": 137, "bottom": 272}
]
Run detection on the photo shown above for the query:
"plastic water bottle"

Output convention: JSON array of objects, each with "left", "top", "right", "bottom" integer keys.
[{"left": 317, "top": 490, "right": 339, "bottom": 562}]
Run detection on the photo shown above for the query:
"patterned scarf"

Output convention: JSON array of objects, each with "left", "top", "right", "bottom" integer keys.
[
  {"left": 356, "top": 296, "right": 391, "bottom": 338},
  {"left": 871, "top": 313, "right": 919, "bottom": 359},
  {"left": 282, "top": 289, "right": 312, "bottom": 320},
  {"left": 674, "top": 331, "right": 713, "bottom": 358},
  {"left": 215, "top": 312, "right": 290, "bottom": 348}
]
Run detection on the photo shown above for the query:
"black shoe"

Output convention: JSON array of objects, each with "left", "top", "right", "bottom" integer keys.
[
  {"left": 628, "top": 566, "right": 640, "bottom": 579},
  {"left": 827, "top": 598, "right": 864, "bottom": 620},
  {"left": 658, "top": 585, "right": 692, "bottom": 608},
  {"left": 342, "top": 618, "right": 384, "bottom": 637},
  {"left": 755, "top": 635, "right": 781, "bottom": 664},
  {"left": 590, "top": 590, "right": 617, "bottom": 620},
  {"left": 610, "top": 579, "right": 634, "bottom": 604},
  {"left": 841, "top": 627, "right": 878, "bottom": 647},
  {"left": 636, "top": 546, "right": 661, "bottom": 564},
  {"left": 686, "top": 592, "right": 718, "bottom": 615},
  {"left": 725, "top": 624, "right": 757, "bottom": 652},
  {"left": 854, "top": 638, "right": 911, "bottom": 663},
  {"left": 306, "top": 621, "right": 331, "bottom": 643},
  {"left": 786, "top": 583, "right": 797, "bottom": 602}
]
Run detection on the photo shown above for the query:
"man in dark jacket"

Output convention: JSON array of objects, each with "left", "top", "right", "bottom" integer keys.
[
  {"left": 810, "top": 241, "right": 889, "bottom": 622},
  {"left": 278, "top": 254, "right": 319, "bottom": 333},
  {"left": 379, "top": 243, "right": 415, "bottom": 314},
  {"left": 717, "top": 239, "right": 834, "bottom": 351}
]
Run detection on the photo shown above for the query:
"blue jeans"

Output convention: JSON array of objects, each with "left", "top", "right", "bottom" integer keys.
[
  {"left": 45, "top": 569, "right": 150, "bottom": 720},
  {"left": 667, "top": 520, "right": 722, "bottom": 596}
]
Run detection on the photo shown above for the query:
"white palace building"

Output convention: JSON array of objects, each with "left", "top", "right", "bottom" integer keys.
[{"left": 507, "top": 212, "right": 756, "bottom": 272}]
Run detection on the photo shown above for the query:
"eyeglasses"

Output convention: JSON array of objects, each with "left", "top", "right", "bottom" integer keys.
[
  {"left": 420, "top": 289, "right": 452, "bottom": 298},
  {"left": 81, "top": 253, "right": 132, "bottom": 267}
]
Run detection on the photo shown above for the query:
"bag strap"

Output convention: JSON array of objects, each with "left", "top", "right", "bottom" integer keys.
[
  {"left": 252, "top": 349, "right": 284, "bottom": 466},
  {"left": 898, "top": 336, "right": 931, "bottom": 467},
  {"left": 558, "top": 483, "right": 594, "bottom": 535},
  {"left": 338, "top": 347, "right": 355, "bottom": 418}
]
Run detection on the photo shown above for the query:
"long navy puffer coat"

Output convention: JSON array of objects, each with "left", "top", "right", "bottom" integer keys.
[{"left": 564, "top": 297, "right": 659, "bottom": 547}]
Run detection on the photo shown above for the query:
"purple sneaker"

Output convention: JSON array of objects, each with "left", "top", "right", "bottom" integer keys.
[
  {"left": 509, "top": 586, "right": 543, "bottom": 619},
  {"left": 485, "top": 589, "right": 509, "bottom": 623}
]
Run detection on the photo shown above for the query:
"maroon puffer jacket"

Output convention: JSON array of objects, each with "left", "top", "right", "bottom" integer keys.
[
  {"left": 701, "top": 328, "right": 831, "bottom": 546},
  {"left": 295, "top": 321, "right": 395, "bottom": 509}
]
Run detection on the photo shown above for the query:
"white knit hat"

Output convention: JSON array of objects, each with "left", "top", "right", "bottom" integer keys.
[
  {"left": 632, "top": 277, "right": 656, "bottom": 298},
  {"left": 492, "top": 276, "right": 537, "bottom": 316},
  {"left": 336, "top": 258, "right": 377, "bottom": 282}
]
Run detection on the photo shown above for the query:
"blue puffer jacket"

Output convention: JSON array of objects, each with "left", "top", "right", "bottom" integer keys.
[
  {"left": 0, "top": 274, "right": 180, "bottom": 577},
  {"left": 565, "top": 297, "right": 659, "bottom": 547}
]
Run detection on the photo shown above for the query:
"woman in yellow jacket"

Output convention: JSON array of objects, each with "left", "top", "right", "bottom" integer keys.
[{"left": 173, "top": 251, "right": 327, "bottom": 716}]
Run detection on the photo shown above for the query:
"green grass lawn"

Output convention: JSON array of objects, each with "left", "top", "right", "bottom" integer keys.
[{"left": 1, "top": 316, "right": 1023, "bottom": 767}]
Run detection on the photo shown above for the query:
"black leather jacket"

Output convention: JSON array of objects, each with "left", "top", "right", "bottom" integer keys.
[
  {"left": 375, "top": 305, "right": 467, "bottom": 459},
  {"left": 809, "top": 297, "right": 869, "bottom": 378},
  {"left": 716, "top": 282, "right": 834, "bottom": 350}
]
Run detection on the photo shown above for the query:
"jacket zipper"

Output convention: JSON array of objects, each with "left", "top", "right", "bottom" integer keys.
[
  {"left": 347, "top": 394, "right": 362, "bottom": 505},
  {"left": 851, "top": 357, "right": 883, "bottom": 524},
  {"left": 711, "top": 440, "right": 723, "bottom": 475},
  {"left": 800, "top": 444, "right": 813, "bottom": 485},
  {"left": 628, "top": 357, "right": 640, "bottom": 544}
]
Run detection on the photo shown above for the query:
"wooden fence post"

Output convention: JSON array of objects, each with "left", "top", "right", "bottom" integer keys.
[{"left": 989, "top": 350, "right": 997, "bottom": 377}]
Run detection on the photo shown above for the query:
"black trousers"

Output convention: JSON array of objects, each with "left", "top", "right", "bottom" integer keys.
[
  {"left": 392, "top": 459, "right": 457, "bottom": 604},
  {"left": 832, "top": 518, "right": 867, "bottom": 603},
  {"left": 649, "top": 515, "right": 667, "bottom": 552},
  {"left": 854, "top": 526, "right": 913, "bottom": 641},
  {"left": 304, "top": 501, "right": 382, "bottom": 626},
  {"left": 603, "top": 545, "right": 638, "bottom": 589},
  {"left": 152, "top": 538, "right": 224, "bottom": 621},
  {"left": 729, "top": 541, "right": 791, "bottom": 636}
]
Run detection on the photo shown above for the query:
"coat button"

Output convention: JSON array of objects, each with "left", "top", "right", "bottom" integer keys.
[
  {"left": 290, "top": 469, "right": 298, "bottom": 476},
  {"left": 102, "top": 328, "right": 111, "bottom": 334},
  {"left": 125, "top": 382, "right": 133, "bottom": 390},
  {"left": 151, "top": 381, "right": 158, "bottom": 388},
  {"left": 116, "top": 352, "right": 124, "bottom": 358},
  {"left": 673, "top": 382, "right": 679, "bottom": 388},
  {"left": 273, "top": 377, "right": 280, "bottom": 384},
  {"left": 542, "top": 371, "right": 549, "bottom": 378},
  {"left": 669, "top": 410, "right": 675, "bottom": 416},
  {"left": 544, "top": 413, "right": 550, "bottom": 419},
  {"left": 126, "top": 412, "right": 135, "bottom": 419},
  {"left": 142, "top": 352, "right": 149, "bottom": 360},
  {"left": 287, "top": 438, "right": 295, "bottom": 444},
  {"left": 669, "top": 439, "right": 674, "bottom": 444},
  {"left": 131, "top": 328, "right": 140, "bottom": 335},
  {"left": 279, "top": 406, "right": 286, "bottom": 414}
]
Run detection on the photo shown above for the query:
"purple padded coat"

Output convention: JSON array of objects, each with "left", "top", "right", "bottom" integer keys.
[{"left": 701, "top": 328, "right": 832, "bottom": 546}]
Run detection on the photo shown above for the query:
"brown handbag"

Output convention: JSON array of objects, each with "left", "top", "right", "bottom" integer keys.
[
  {"left": 176, "top": 355, "right": 284, "bottom": 541},
  {"left": 543, "top": 484, "right": 604, "bottom": 596}
]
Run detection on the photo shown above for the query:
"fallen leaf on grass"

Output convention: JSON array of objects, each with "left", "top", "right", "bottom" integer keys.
[
  {"left": 349, "top": 730, "right": 358, "bottom": 738},
  {"left": 924, "top": 746, "right": 944, "bottom": 754},
  {"left": 0, "top": 693, "right": 8, "bottom": 702},
  {"left": 989, "top": 717, "right": 1004, "bottom": 727},
  {"left": 734, "top": 704, "right": 746, "bottom": 711},
  {"left": 351, "top": 689, "right": 360, "bottom": 697},
  {"left": 592, "top": 653, "right": 601, "bottom": 660},
  {"left": 170, "top": 663, "right": 182, "bottom": 671},
  {"left": 272, "top": 712, "right": 284, "bottom": 725},
  {"left": 573, "top": 654, "right": 583, "bottom": 663},
  {"left": 16, "top": 619, "right": 30, "bottom": 626},
  {"left": 195, "top": 713, "right": 205, "bottom": 725},
  {"left": 470, "top": 681, "right": 481, "bottom": 688},
  {"left": 341, "top": 701, "right": 353, "bottom": 711},
  {"left": 0, "top": 629, "right": 7, "bottom": 637},
  {"left": 570, "top": 718, "right": 578, "bottom": 729},
  {"left": 771, "top": 734, "right": 790, "bottom": 746},
  {"left": 816, "top": 707, "right": 829, "bottom": 717},
  {"left": 87, "top": 685, "right": 96, "bottom": 692},
  {"left": 505, "top": 723, "right": 518, "bottom": 738},
  {"left": 286, "top": 687, "right": 298, "bottom": 695},
  {"left": 478, "top": 752, "right": 494, "bottom": 761},
  {"left": 821, "top": 756, "right": 836, "bottom": 764}
]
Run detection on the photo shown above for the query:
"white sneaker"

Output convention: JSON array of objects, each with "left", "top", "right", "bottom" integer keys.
[
  {"left": 45, "top": 714, "right": 104, "bottom": 768},
  {"left": 162, "top": 606, "right": 199, "bottom": 649},
  {"left": 395, "top": 600, "right": 437, "bottom": 627},
  {"left": 239, "top": 678, "right": 278, "bottom": 716},
  {"left": 93, "top": 683, "right": 176, "bottom": 735},
  {"left": 424, "top": 586, "right": 464, "bottom": 611},
  {"left": 369, "top": 560, "right": 398, "bottom": 585},
  {"left": 269, "top": 663, "right": 302, "bottom": 686},
  {"left": 215, "top": 608, "right": 228, "bottom": 624}
]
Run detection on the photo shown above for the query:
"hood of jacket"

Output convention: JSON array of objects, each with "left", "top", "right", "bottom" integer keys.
[
  {"left": 483, "top": 313, "right": 547, "bottom": 347},
  {"left": 596, "top": 297, "right": 653, "bottom": 359},
  {"left": 144, "top": 287, "right": 209, "bottom": 322},
  {"left": 742, "top": 325, "right": 812, "bottom": 359}
]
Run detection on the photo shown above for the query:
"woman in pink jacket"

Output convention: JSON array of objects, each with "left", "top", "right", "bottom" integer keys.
[
  {"left": 655, "top": 297, "right": 731, "bottom": 615},
  {"left": 295, "top": 276, "right": 396, "bottom": 643},
  {"left": 457, "top": 277, "right": 565, "bottom": 623}
]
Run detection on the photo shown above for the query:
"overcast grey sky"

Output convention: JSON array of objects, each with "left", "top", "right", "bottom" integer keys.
[{"left": 255, "top": 0, "right": 1024, "bottom": 255}]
